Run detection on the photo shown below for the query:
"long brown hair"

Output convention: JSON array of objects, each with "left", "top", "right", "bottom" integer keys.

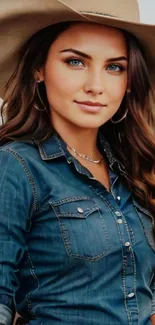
[
  {"left": 1, "top": 22, "right": 155, "bottom": 218},
  {"left": 0, "top": 22, "right": 73, "bottom": 141},
  {"left": 102, "top": 31, "right": 155, "bottom": 214}
]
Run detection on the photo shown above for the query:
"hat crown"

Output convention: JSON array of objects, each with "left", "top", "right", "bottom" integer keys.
[{"left": 60, "top": 0, "right": 140, "bottom": 23}]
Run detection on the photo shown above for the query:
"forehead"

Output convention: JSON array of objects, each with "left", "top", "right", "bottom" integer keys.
[{"left": 50, "top": 22, "right": 127, "bottom": 56}]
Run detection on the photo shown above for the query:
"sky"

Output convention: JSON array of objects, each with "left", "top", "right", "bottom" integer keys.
[{"left": 139, "top": 0, "right": 155, "bottom": 23}]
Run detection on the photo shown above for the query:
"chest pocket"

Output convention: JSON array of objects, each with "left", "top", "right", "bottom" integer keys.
[
  {"left": 50, "top": 197, "right": 111, "bottom": 261},
  {"left": 133, "top": 199, "right": 155, "bottom": 252}
]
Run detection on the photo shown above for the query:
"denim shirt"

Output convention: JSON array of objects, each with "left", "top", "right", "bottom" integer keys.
[{"left": 0, "top": 134, "right": 155, "bottom": 325}]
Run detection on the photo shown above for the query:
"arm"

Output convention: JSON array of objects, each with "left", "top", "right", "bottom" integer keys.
[{"left": 0, "top": 148, "right": 35, "bottom": 324}]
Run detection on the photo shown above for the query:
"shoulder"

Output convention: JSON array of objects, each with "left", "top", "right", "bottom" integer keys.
[
  {"left": 0, "top": 140, "right": 41, "bottom": 182},
  {"left": 0, "top": 141, "right": 39, "bottom": 196},
  {"left": 0, "top": 141, "right": 39, "bottom": 213},
  {"left": 0, "top": 140, "right": 39, "bottom": 163}
]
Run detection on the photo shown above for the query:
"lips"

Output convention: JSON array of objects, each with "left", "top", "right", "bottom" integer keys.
[
  {"left": 75, "top": 101, "right": 104, "bottom": 107},
  {"left": 74, "top": 100, "right": 105, "bottom": 113}
]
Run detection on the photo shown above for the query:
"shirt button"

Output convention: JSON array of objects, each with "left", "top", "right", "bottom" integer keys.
[
  {"left": 117, "top": 219, "right": 123, "bottom": 224},
  {"left": 117, "top": 196, "right": 121, "bottom": 201},
  {"left": 77, "top": 207, "right": 84, "bottom": 213},
  {"left": 125, "top": 241, "right": 131, "bottom": 247},
  {"left": 115, "top": 211, "right": 121, "bottom": 216},
  {"left": 128, "top": 292, "right": 135, "bottom": 298}
]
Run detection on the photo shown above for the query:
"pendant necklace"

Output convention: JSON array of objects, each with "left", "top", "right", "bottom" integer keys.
[{"left": 67, "top": 144, "right": 103, "bottom": 164}]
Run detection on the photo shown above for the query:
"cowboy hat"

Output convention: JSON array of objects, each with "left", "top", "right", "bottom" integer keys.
[{"left": 0, "top": 0, "right": 155, "bottom": 98}]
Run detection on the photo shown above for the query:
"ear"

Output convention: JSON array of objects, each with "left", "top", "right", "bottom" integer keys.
[{"left": 34, "top": 68, "right": 44, "bottom": 82}]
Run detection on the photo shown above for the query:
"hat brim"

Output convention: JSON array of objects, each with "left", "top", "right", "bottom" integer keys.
[{"left": 0, "top": 0, "right": 155, "bottom": 98}]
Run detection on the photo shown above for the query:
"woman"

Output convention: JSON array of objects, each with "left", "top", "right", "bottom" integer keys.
[{"left": 0, "top": 1, "right": 155, "bottom": 324}]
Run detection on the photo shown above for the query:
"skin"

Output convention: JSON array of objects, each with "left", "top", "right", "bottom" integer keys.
[
  {"left": 37, "top": 23, "right": 154, "bottom": 323},
  {"left": 38, "top": 22, "right": 128, "bottom": 158}
]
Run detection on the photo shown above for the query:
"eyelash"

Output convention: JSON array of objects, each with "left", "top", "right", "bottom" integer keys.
[
  {"left": 107, "top": 64, "right": 125, "bottom": 72},
  {"left": 65, "top": 58, "right": 125, "bottom": 72},
  {"left": 65, "top": 58, "right": 84, "bottom": 67}
]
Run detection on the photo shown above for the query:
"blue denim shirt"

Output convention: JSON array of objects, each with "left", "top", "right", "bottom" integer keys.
[{"left": 0, "top": 134, "right": 155, "bottom": 325}]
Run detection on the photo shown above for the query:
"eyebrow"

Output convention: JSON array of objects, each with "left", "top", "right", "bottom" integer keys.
[{"left": 59, "top": 48, "right": 128, "bottom": 62}]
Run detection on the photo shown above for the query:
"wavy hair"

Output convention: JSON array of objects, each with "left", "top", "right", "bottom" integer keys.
[{"left": 0, "top": 22, "right": 155, "bottom": 221}]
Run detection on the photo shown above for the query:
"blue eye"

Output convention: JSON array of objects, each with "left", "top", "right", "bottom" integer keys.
[
  {"left": 66, "top": 59, "right": 84, "bottom": 67},
  {"left": 107, "top": 64, "right": 124, "bottom": 72}
]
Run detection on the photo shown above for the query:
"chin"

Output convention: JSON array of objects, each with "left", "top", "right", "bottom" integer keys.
[
  {"left": 74, "top": 120, "right": 105, "bottom": 129},
  {"left": 75, "top": 116, "right": 109, "bottom": 128}
]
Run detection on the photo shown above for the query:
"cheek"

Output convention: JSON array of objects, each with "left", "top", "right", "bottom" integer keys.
[
  {"left": 107, "top": 75, "right": 127, "bottom": 102},
  {"left": 44, "top": 64, "right": 84, "bottom": 98}
]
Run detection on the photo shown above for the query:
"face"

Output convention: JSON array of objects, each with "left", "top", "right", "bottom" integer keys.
[{"left": 39, "top": 22, "right": 128, "bottom": 131}]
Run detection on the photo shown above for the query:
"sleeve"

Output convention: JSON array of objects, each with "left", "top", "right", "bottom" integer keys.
[
  {"left": 151, "top": 274, "right": 155, "bottom": 315},
  {"left": 0, "top": 148, "right": 35, "bottom": 325}
]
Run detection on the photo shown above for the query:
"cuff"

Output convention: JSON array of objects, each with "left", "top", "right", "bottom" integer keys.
[{"left": 0, "top": 304, "right": 13, "bottom": 325}]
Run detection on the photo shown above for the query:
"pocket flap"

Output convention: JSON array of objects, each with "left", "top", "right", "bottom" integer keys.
[{"left": 50, "top": 197, "right": 99, "bottom": 218}]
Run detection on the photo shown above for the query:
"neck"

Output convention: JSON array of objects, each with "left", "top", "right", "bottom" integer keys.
[{"left": 53, "top": 119, "right": 100, "bottom": 159}]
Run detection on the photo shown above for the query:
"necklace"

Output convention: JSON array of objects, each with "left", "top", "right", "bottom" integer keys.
[{"left": 67, "top": 144, "right": 103, "bottom": 164}]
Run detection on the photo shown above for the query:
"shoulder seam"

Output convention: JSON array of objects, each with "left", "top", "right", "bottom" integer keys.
[{"left": 1, "top": 148, "right": 38, "bottom": 213}]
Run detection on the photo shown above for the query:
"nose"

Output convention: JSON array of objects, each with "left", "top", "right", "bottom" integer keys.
[{"left": 84, "top": 68, "right": 105, "bottom": 96}]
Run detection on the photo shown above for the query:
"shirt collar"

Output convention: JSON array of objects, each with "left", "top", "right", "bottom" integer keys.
[
  {"left": 98, "top": 133, "right": 126, "bottom": 174},
  {"left": 36, "top": 132, "right": 126, "bottom": 175},
  {"left": 35, "top": 134, "right": 66, "bottom": 160}
]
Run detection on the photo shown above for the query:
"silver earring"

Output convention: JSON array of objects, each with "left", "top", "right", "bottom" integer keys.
[
  {"left": 33, "top": 81, "right": 48, "bottom": 112},
  {"left": 111, "top": 109, "right": 128, "bottom": 124}
]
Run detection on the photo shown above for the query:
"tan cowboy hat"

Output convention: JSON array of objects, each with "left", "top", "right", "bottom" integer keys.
[{"left": 0, "top": 0, "right": 155, "bottom": 98}]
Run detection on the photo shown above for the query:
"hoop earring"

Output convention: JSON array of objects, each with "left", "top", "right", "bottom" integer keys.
[
  {"left": 111, "top": 109, "right": 128, "bottom": 124},
  {"left": 33, "top": 81, "right": 48, "bottom": 112}
]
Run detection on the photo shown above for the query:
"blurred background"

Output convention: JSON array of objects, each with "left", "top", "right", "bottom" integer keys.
[
  {"left": 0, "top": 0, "right": 155, "bottom": 123},
  {"left": 139, "top": 0, "right": 155, "bottom": 23}
]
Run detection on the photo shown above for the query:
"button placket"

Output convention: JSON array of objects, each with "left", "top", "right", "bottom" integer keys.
[
  {"left": 89, "top": 171, "right": 138, "bottom": 323},
  {"left": 115, "top": 211, "right": 121, "bottom": 217},
  {"left": 125, "top": 241, "right": 131, "bottom": 247},
  {"left": 112, "top": 207, "right": 138, "bottom": 323},
  {"left": 115, "top": 211, "right": 123, "bottom": 225}
]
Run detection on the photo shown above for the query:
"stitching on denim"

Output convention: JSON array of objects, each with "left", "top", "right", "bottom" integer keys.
[
  {"left": 28, "top": 253, "right": 40, "bottom": 290},
  {"left": 122, "top": 256, "right": 132, "bottom": 325},
  {"left": 123, "top": 245, "right": 139, "bottom": 320},
  {"left": 115, "top": 209, "right": 139, "bottom": 320},
  {"left": 96, "top": 195, "right": 133, "bottom": 245},
  {"left": 51, "top": 196, "right": 91, "bottom": 206},
  {"left": 98, "top": 195, "right": 139, "bottom": 321},
  {"left": 116, "top": 211, "right": 135, "bottom": 247},
  {"left": 56, "top": 136, "right": 66, "bottom": 154},
  {"left": 127, "top": 224, "right": 135, "bottom": 246},
  {"left": 132, "top": 198, "right": 152, "bottom": 218},
  {"left": 2, "top": 148, "right": 38, "bottom": 213},
  {"left": 40, "top": 148, "right": 64, "bottom": 160},
  {"left": 134, "top": 206, "right": 155, "bottom": 252},
  {"left": 55, "top": 206, "right": 99, "bottom": 218},
  {"left": 113, "top": 211, "right": 132, "bottom": 324},
  {"left": 37, "top": 136, "right": 64, "bottom": 160},
  {"left": 130, "top": 246, "right": 139, "bottom": 315},
  {"left": 111, "top": 208, "right": 132, "bottom": 324},
  {"left": 24, "top": 252, "right": 40, "bottom": 319},
  {"left": 25, "top": 293, "right": 37, "bottom": 320},
  {"left": 52, "top": 203, "right": 111, "bottom": 262}
]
